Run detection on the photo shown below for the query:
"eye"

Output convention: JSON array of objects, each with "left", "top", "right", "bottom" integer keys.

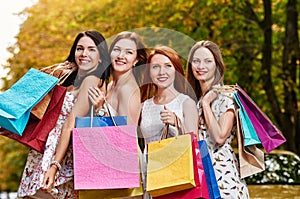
[
  {"left": 113, "top": 47, "right": 120, "bottom": 52},
  {"left": 166, "top": 64, "right": 173, "bottom": 68},
  {"left": 192, "top": 59, "right": 200, "bottom": 65},
  {"left": 76, "top": 47, "right": 84, "bottom": 51},
  {"left": 204, "top": 59, "right": 212, "bottom": 64},
  {"left": 151, "top": 64, "right": 159, "bottom": 68},
  {"left": 126, "top": 50, "right": 134, "bottom": 55}
]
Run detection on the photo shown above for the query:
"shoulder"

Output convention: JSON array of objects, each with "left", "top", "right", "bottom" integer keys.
[{"left": 81, "top": 75, "right": 100, "bottom": 87}]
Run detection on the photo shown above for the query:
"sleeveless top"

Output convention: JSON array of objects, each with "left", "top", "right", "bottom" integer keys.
[{"left": 140, "top": 93, "right": 189, "bottom": 144}]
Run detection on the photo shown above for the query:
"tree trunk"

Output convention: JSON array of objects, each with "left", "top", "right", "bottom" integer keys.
[{"left": 281, "top": 0, "right": 300, "bottom": 155}]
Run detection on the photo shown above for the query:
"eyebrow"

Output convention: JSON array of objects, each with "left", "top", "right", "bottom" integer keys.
[{"left": 114, "top": 46, "right": 137, "bottom": 51}]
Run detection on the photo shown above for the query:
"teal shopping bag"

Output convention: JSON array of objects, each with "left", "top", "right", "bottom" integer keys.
[
  {"left": 233, "top": 92, "right": 261, "bottom": 146},
  {"left": 0, "top": 68, "right": 59, "bottom": 135}
]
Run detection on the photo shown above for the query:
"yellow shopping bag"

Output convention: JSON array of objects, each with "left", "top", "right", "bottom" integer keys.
[{"left": 146, "top": 134, "right": 195, "bottom": 197}]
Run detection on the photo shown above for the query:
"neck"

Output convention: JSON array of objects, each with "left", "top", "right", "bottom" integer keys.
[
  {"left": 113, "top": 69, "right": 133, "bottom": 86},
  {"left": 154, "top": 87, "right": 179, "bottom": 104},
  {"left": 199, "top": 79, "right": 213, "bottom": 97}
]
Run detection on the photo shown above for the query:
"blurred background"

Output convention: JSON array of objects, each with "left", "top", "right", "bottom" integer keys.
[{"left": 0, "top": 0, "right": 299, "bottom": 198}]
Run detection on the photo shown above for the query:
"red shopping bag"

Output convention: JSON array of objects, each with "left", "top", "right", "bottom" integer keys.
[
  {"left": 0, "top": 85, "right": 67, "bottom": 153},
  {"left": 154, "top": 132, "right": 209, "bottom": 199}
]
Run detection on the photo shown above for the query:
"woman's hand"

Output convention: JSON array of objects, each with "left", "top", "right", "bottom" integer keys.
[
  {"left": 160, "top": 105, "right": 176, "bottom": 126},
  {"left": 41, "top": 166, "right": 57, "bottom": 191},
  {"left": 88, "top": 87, "right": 105, "bottom": 111},
  {"left": 202, "top": 89, "right": 218, "bottom": 107}
]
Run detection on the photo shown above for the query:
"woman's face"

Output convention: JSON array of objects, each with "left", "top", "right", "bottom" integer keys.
[
  {"left": 191, "top": 47, "right": 216, "bottom": 84},
  {"left": 75, "top": 36, "right": 100, "bottom": 74},
  {"left": 110, "top": 39, "right": 138, "bottom": 74},
  {"left": 149, "top": 54, "right": 176, "bottom": 89}
]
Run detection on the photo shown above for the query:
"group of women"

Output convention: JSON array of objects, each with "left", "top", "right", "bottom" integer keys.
[{"left": 17, "top": 30, "right": 249, "bottom": 199}]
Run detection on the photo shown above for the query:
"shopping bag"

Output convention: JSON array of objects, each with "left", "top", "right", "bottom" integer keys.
[
  {"left": 236, "top": 109, "right": 265, "bottom": 178},
  {"left": 233, "top": 92, "right": 261, "bottom": 146},
  {"left": 75, "top": 115, "right": 127, "bottom": 127},
  {"left": 0, "top": 85, "right": 66, "bottom": 153},
  {"left": 78, "top": 148, "right": 144, "bottom": 199},
  {"left": 146, "top": 133, "right": 195, "bottom": 197},
  {"left": 236, "top": 85, "right": 286, "bottom": 153},
  {"left": 31, "top": 62, "right": 77, "bottom": 119},
  {"left": 72, "top": 125, "right": 140, "bottom": 189},
  {"left": 198, "top": 140, "right": 221, "bottom": 199},
  {"left": 0, "top": 68, "right": 59, "bottom": 135},
  {"left": 154, "top": 132, "right": 209, "bottom": 199}
]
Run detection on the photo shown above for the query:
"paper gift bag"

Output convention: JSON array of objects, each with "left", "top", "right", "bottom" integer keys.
[
  {"left": 78, "top": 147, "right": 144, "bottom": 199},
  {"left": 75, "top": 116, "right": 127, "bottom": 127},
  {"left": 236, "top": 109, "right": 265, "bottom": 178},
  {"left": 31, "top": 62, "right": 77, "bottom": 119},
  {"left": 198, "top": 140, "right": 221, "bottom": 199},
  {"left": 0, "top": 68, "right": 59, "bottom": 135},
  {"left": 236, "top": 85, "right": 286, "bottom": 153},
  {"left": 72, "top": 125, "right": 140, "bottom": 189},
  {"left": 233, "top": 92, "right": 261, "bottom": 146},
  {"left": 146, "top": 134, "right": 195, "bottom": 197},
  {"left": 0, "top": 85, "right": 66, "bottom": 153},
  {"left": 154, "top": 132, "right": 209, "bottom": 199}
]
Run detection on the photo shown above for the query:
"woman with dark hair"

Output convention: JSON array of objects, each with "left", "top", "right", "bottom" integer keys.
[
  {"left": 17, "top": 30, "right": 110, "bottom": 199},
  {"left": 139, "top": 46, "right": 198, "bottom": 198},
  {"left": 186, "top": 40, "right": 249, "bottom": 198}
]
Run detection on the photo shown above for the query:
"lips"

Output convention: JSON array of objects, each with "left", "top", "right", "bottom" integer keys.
[
  {"left": 157, "top": 77, "right": 168, "bottom": 82},
  {"left": 115, "top": 59, "right": 126, "bottom": 65},
  {"left": 196, "top": 70, "right": 207, "bottom": 75}
]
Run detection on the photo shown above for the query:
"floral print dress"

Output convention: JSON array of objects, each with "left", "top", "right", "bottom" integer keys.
[
  {"left": 18, "top": 92, "right": 79, "bottom": 199},
  {"left": 198, "top": 92, "right": 249, "bottom": 199}
]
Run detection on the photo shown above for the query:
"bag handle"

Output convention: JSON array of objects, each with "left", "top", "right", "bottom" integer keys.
[
  {"left": 89, "top": 97, "right": 117, "bottom": 128},
  {"left": 159, "top": 113, "right": 184, "bottom": 140}
]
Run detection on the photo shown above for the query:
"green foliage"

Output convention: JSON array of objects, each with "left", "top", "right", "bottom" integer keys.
[{"left": 0, "top": 0, "right": 299, "bottom": 191}]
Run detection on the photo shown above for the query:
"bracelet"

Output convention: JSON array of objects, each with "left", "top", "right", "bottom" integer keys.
[{"left": 50, "top": 160, "right": 62, "bottom": 171}]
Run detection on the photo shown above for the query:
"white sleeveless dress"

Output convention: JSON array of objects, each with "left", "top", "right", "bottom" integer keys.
[
  {"left": 140, "top": 93, "right": 189, "bottom": 144},
  {"left": 139, "top": 93, "right": 190, "bottom": 199}
]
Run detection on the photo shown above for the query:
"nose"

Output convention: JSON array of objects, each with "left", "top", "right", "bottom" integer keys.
[
  {"left": 117, "top": 50, "right": 125, "bottom": 58},
  {"left": 159, "top": 66, "right": 165, "bottom": 74},
  {"left": 82, "top": 48, "right": 89, "bottom": 56}
]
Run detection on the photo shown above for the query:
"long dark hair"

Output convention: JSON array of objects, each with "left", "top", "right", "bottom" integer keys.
[
  {"left": 62, "top": 30, "right": 110, "bottom": 88},
  {"left": 186, "top": 40, "right": 225, "bottom": 100}
]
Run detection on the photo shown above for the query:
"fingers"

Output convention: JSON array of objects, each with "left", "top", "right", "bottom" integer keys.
[
  {"left": 41, "top": 171, "right": 54, "bottom": 191},
  {"left": 88, "top": 87, "right": 105, "bottom": 106},
  {"left": 160, "top": 108, "right": 175, "bottom": 125}
]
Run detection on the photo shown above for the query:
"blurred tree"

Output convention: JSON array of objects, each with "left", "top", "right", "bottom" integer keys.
[{"left": 0, "top": 0, "right": 299, "bottom": 191}]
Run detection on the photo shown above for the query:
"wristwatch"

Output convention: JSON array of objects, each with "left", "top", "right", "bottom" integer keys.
[{"left": 96, "top": 108, "right": 107, "bottom": 117}]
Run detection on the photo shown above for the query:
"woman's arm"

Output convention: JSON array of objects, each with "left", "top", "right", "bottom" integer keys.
[
  {"left": 42, "top": 75, "right": 101, "bottom": 190},
  {"left": 182, "top": 97, "right": 199, "bottom": 137},
  {"left": 202, "top": 90, "right": 235, "bottom": 145},
  {"left": 118, "top": 84, "right": 141, "bottom": 126}
]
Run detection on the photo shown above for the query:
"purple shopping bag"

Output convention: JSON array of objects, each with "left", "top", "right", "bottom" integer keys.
[{"left": 236, "top": 85, "right": 286, "bottom": 153}]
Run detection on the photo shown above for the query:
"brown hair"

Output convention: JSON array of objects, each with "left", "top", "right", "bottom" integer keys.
[{"left": 186, "top": 40, "right": 225, "bottom": 100}]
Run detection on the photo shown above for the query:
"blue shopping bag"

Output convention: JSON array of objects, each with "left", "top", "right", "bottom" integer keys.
[
  {"left": 0, "top": 68, "right": 59, "bottom": 135},
  {"left": 75, "top": 115, "right": 127, "bottom": 127},
  {"left": 234, "top": 92, "right": 261, "bottom": 146},
  {"left": 198, "top": 140, "right": 221, "bottom": 199}
]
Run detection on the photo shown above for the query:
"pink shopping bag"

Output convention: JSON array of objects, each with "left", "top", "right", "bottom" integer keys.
[{"left": 72, "top": 125, "right": 140, "bottom": 190}]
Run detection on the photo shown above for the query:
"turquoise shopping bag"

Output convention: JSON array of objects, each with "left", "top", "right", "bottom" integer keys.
[
  {"left": 0, "top": 68, "right": 59, "bottom": 135},
  {"left": 234, "top": 92, "right": 261, "bottom": 146}
]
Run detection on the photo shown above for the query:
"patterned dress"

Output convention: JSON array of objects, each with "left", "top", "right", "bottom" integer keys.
[
  {"left": 198, "top": 92, "right": 249, "bottom": 199},
  {"left": 18, "top": 92, "right": 79, "bottom": 199}
]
